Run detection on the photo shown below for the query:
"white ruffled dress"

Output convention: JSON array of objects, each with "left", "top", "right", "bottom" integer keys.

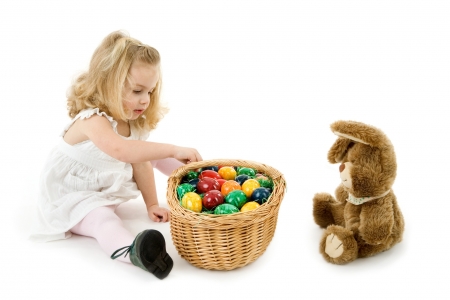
[{"left": 30, "top": 108, "right": 149, "bottom": 242}]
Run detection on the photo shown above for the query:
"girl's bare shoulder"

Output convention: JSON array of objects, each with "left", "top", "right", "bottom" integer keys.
[{"left": 63, "top": 114, "right": 111, "bottom": 145}]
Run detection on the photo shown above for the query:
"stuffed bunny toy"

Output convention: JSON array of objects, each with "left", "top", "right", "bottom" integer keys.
[{"left": 313, "top": 120, "right": 404, "bottom": 264}]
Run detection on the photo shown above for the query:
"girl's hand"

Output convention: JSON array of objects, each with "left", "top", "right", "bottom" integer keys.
[
  {"left": 174, "top": 146, "right": 203, "bottom": 164},
  {"left": 148, "top": 205, "right": 170, "bottom": 222}
]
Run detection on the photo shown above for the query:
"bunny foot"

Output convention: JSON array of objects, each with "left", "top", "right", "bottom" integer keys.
[{"left": 320, "top": 225, "right": 358, "bottom": 264}]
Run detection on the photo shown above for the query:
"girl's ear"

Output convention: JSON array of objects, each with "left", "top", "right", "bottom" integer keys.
[{"left": 327, "top": 137, "right": 354, "bottom": 163}]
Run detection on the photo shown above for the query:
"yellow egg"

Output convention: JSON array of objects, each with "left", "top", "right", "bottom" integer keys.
[
  {"left": 218, "top": 166, "right": 237, "bottom": 180},
  {"left": 240, "top": 201, "right": 260, "bottom": 212},
  {"left": 241, "top": 179, "right": 260, "bottom": 198},
  {"left": 181, "top": 192, "right": 202, "bottom": 213}
]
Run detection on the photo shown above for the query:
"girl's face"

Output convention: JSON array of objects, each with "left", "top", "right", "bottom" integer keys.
[{"left": 123, "top": 62, "right": 159, "bottom": 120}]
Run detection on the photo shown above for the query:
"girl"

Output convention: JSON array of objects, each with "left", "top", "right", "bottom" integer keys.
[{"left": 30, "top": 31, "right": 202, "bottom": 280}]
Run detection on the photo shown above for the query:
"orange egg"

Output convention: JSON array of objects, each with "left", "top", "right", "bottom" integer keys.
[
  {"left": 218, "top": 166, "right": 237, "bottom": 180},
  {"left": 241, "top": 179, "right": 260, "bottom": 198},
  {"left": 221, "top": 180, "right": 241, "bottom": 196}
]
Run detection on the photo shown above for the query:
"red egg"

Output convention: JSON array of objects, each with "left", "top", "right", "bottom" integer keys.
[
  {"left": 199, "top": 170, "right": 222, "bottom": 180},
  {"left": 216, "top": 179, "right": 227, "bottom": 190},
  {"left": 202, "top": 190, "right": 224, "bottom": 210},
  {"left": 197, "top": 177, "right": 220, "bottom": 193}
]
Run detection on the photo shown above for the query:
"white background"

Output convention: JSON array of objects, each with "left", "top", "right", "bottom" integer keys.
[{"left": 1, "top": 1, "right": 449, "bottom": 299}]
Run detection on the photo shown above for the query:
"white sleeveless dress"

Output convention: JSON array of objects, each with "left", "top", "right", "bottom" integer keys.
[{"left": 30, "top": 108, "right": 149, "bottom": 242}]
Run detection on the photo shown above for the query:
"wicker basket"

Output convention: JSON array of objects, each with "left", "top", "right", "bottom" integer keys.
[{"left": 167, "top": 159, "right": 286, "bottom": 270}]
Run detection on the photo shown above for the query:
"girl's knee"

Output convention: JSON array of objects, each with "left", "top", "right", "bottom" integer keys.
[
  {"left": 152, "top": 158, "right": 183, "bottom": 176},
  {"left": 76, "top": 206, "right": 120, "bottom": 231}
]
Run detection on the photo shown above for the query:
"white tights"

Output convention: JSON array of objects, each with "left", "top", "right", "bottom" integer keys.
[
  {"left": 150, "top": 158, "right": 183, "bottom": 176},
  {"left": 70, "top": 205, "right": 133, "bottom": 263},
  {"left": 70, "top": 158, "right": 183, "bottom": 263}
]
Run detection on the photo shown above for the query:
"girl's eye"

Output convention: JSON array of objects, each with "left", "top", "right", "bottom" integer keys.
[{"left": 133, "top": 90, "right": 141, "bottom": 94}]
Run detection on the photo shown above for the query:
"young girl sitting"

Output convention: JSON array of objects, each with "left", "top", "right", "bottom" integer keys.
[{"left": 30, "top": 30, "right": 202, "bottom": 279}]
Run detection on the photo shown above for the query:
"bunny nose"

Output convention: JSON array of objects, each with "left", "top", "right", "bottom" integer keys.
[{"left": 339, "top": 163, "right": 345, "bottom": 172}]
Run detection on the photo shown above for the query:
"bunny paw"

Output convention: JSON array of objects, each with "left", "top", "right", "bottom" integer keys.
[
  {"left": 325, "top": 234, "right": 344, "bottom": 258},
  {"left": 320, "top": 225, "right": 358, "bottom": 264}
]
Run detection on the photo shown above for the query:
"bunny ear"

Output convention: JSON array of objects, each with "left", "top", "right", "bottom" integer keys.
[
  {"left": 330, "top": 120, "right": 389, "bottom": 148},
  {"left": 333, "top": 131, "right": 369, "bottom": 145},
  {"left": 327, "top": 137, "right": 354, "bottom": 163}
]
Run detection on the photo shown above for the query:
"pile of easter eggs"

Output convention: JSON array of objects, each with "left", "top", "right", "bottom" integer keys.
[{"left": 176, "top": 166, "right": 274, "bottom": 215}]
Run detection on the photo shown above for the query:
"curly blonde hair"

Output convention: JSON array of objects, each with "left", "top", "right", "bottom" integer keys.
[{"left": 67, "top": 30, "right": 168, "bottom": 132}]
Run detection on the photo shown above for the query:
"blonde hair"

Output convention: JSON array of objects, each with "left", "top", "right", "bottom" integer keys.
[{"left": 67, "top": 30, "right": 168, "bottom": 132}]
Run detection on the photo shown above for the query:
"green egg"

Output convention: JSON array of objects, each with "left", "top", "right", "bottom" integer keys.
[
  {"left": 237, "top": 167, "right": 256, "bottom": 177},
  {"left": 214, "top": 203, "right": 239, "bottom": 215},
  {"left": 182, "top": 171, "right": 199, "bottom": 182},
  {"left": 176, "top": 183, "right": 194, "bottom": 200},
  {"left": 224, "top": 190, "right": 247, "bottom": 209}
]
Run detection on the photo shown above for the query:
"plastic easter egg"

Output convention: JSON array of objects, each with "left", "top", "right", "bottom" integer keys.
[
  {"left": 202, "top": 166, "right": 219, "bottom": 172},
  {"left": 202, "top": 190, "right": 224, "bottom": 210},
  {"left": 181, "top": 192, "right": 202, "bottom": 212},
  {"left": 216, "top": 179, "right": 227, "bottom": 190},
  {"left": 221, "top": 180, "right": 241, "bottom": 196},
  {"left": 218, "top": 166, "right": 237, "bottom": 180},
  {"left": 241, "top": 179, "right": 261, "bottom": 198},
  {"left": 235, "top": 174, "right": 250, "bottom": 186},
  {"left": 240, "top": 201, "right": 260, "bottom": 212},
  {"left": 182, "top": 171, "right": 199, "bottom": 182},
  {"left": 251, "top": 187, "right": 271, "bottom": 205},
  {"left": 199, "top": 170, "right": 222, "bottom": 180},
  {"left": 197, "top": 177, "right": 220, "bottom": 194},
  {"left": 238, "top": 167, "right": 256, "bottom": 177},
  {"left": 225, "top": 190, "right": 247, "bottom": 209},
  {"left": 188, "top": 178, "right": 200, "bottom": 189},
  {"left": 214, "top": 203, "right": 239, "bottom": 215},
  {"left": 177, "top": 183, "right": 194, "bottom": 200}
]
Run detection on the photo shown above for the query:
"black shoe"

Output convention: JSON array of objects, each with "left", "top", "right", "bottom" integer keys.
[{"left": 111, "top": 229, "right": 173, "bottom": 279}]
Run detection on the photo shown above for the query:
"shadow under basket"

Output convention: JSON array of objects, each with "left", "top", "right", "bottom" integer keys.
[{"left": 167, "top": 159, "right": 286, "bottom": 270}]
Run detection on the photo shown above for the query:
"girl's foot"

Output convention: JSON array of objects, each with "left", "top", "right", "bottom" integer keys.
[{"left": 111, "top": 229, "right": 173, "bottom": 279}]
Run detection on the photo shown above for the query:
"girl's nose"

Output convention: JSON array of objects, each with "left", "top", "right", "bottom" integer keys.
[{"left": 339, "top": 163, "right": 345, "bottom": 173}]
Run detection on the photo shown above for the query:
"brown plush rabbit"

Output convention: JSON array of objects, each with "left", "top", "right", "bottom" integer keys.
[{"left": 313, "top": 121, "right": 404, "bottom": 264}]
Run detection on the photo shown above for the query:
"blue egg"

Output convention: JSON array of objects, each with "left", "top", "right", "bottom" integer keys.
[
  {"left": 188, "top": 178, "right": 200, "bottom": 190},
  {"left": 251, "top": 187, "right": 271, "bottom": 205},
  {"left": 235, "top": 174, "right": 250, "bottom": 186}
]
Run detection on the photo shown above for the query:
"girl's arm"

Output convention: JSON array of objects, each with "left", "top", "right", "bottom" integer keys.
[
  {"left": 80, "top": 115, "right": 202, "bottom": 163},
  {"left": 132, "top": 161, "right": 169, "bottom": 222}
]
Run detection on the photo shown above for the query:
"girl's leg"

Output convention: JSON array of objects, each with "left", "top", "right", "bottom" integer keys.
[
  {"left": 151, "top": 158, "right": 184, "bottom": 176},
  {"left": 70, "top": 206, "right": 134, "bottom": 263}
]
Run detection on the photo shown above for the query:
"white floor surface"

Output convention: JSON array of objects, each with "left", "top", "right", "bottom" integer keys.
[{"left": 1, "top": 1, "right": 449, "bottom": 299}]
